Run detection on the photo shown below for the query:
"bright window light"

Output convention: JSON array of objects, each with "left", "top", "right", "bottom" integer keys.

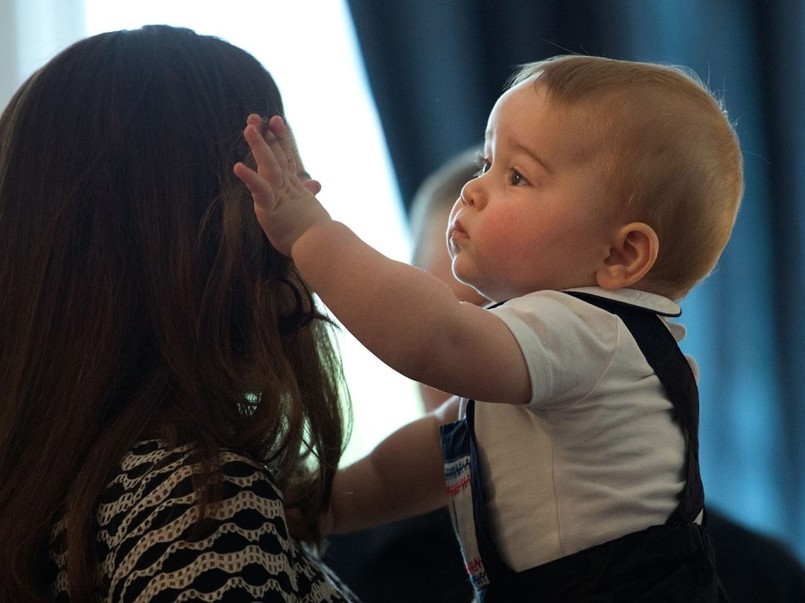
[{"left": 84, "top": 1, "right": 422, "bottom": 464}]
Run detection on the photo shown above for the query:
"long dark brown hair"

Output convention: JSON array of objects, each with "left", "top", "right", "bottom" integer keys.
[{"left": 0, "top": 25, "right": 349, "bottom": 600}]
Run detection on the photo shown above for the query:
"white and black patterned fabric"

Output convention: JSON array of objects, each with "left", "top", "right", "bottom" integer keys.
[{"left": 47, "top": 440, "right": 358, "bottom": 602}]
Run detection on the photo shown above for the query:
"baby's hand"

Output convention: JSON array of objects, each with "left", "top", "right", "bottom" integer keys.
[{"left": 234, "top": 114, "right": 330, "bottom": 256}]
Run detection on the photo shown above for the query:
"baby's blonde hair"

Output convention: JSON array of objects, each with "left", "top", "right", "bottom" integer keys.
[{"left": 512, "top": 55, "right": 743, "bottom": 299}]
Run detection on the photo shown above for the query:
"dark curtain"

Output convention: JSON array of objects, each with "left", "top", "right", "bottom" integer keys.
[{"left": 346, "top": 0, "right": 804, "bottom": 561}]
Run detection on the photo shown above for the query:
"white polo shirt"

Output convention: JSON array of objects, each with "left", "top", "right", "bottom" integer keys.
[{"left": 469, "top": 287, "right": 691, "bottom": 571}]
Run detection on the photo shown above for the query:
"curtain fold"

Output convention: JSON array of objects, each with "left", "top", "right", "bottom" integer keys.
[{"left": 346, "top": 0, "right": 805, "bottom": 561}]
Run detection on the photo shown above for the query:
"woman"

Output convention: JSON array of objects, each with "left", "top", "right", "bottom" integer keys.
[{"left": 0, "top": 25, "right": 355, "bottom": 601}]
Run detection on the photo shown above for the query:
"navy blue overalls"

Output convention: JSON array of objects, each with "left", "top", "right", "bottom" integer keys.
[{"left": 440, "top": 292, "right": 727, "bottom": 602}]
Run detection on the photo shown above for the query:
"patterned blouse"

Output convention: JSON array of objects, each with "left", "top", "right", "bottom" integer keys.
[{"left": 47, "top": 440, "right": 359, "bottom": 602}]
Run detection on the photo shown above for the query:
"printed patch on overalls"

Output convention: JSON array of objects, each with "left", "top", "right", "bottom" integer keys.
[{"left": 444, "top": 453, "right": 490, "bottom": 589}]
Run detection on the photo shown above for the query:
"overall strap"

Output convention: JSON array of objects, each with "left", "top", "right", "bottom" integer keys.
[{"left": 565, "top": 291, "right": 704, "bottom": 525}]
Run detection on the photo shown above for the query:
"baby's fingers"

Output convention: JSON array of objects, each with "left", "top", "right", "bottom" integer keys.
[
  {"left": 236, "top": 121, "right": 290, "bottom": 209},
  {"left": 233, "top": 160, "right": 274, "bottom": 207},
  {"left": 264, "top": 115, "right": 299, "bottom": 171},
  {"left": 244, "top": 121, "right": 284, "bottom": 178}
]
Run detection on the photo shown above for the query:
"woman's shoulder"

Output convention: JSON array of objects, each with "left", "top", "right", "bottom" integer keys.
[
  {"left": 87, "top": 439, "right": 357, "bottom": 602},
  {"left": 103, "top": 439, "right": 283, "bottom": 516},
  {"left": 97, "top": 439, "right": 282, "bottom": 542}
]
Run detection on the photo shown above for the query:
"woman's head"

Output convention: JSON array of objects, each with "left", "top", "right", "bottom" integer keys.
[
  {"left": 511, "top": 55, "right": 743, "bottom": 299},
  {"left": 0, "top": 25, "right": 346, "bottom": 599}
]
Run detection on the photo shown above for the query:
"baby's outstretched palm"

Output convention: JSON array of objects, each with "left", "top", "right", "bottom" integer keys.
[{"left": 234, "top": 114, "right": 329, "bottom": 256}]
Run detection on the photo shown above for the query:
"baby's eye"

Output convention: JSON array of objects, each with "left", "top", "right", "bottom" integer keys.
[{"left": 509, "top": 169, "right": 525, "bottom": 185}]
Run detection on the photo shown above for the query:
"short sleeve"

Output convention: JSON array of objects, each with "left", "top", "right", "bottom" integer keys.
[{"left": 489, "top": 291, "right": 621, "bottom": 409}]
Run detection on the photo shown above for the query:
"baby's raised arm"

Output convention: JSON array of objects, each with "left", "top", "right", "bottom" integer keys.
[{"left": 235, "top": 116, "right": 530, "bottom": 406}]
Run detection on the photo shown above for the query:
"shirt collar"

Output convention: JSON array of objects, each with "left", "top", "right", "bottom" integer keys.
[{"left": 564, "top": 286, "right": 681, "bottom": 317}]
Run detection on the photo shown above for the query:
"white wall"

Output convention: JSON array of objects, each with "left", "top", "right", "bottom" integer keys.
[{"left": 0, "top": 0, "right": 86, "bottom": 110}]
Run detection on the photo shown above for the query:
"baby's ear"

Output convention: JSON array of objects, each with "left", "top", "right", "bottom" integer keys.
[{"left": 595, "top": 222, "right": 659, "bottom": 290}]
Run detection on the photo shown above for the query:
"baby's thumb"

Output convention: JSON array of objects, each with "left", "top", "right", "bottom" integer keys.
[{"left": 303, "top": 179, "right": 322, "bottom": 195}]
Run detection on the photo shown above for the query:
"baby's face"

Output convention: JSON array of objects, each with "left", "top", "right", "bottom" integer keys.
[{"left": 446, "top": 80, "right": 619, "bottom": 301}]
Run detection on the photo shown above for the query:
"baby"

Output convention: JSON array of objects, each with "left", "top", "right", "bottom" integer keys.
[{"left": 236, "top": 54, "right": 742, "bottom": 601}]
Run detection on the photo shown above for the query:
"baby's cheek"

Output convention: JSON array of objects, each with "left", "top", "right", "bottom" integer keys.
[{"left": 481, "top": 212, "right": 530, "bottom": 259}]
